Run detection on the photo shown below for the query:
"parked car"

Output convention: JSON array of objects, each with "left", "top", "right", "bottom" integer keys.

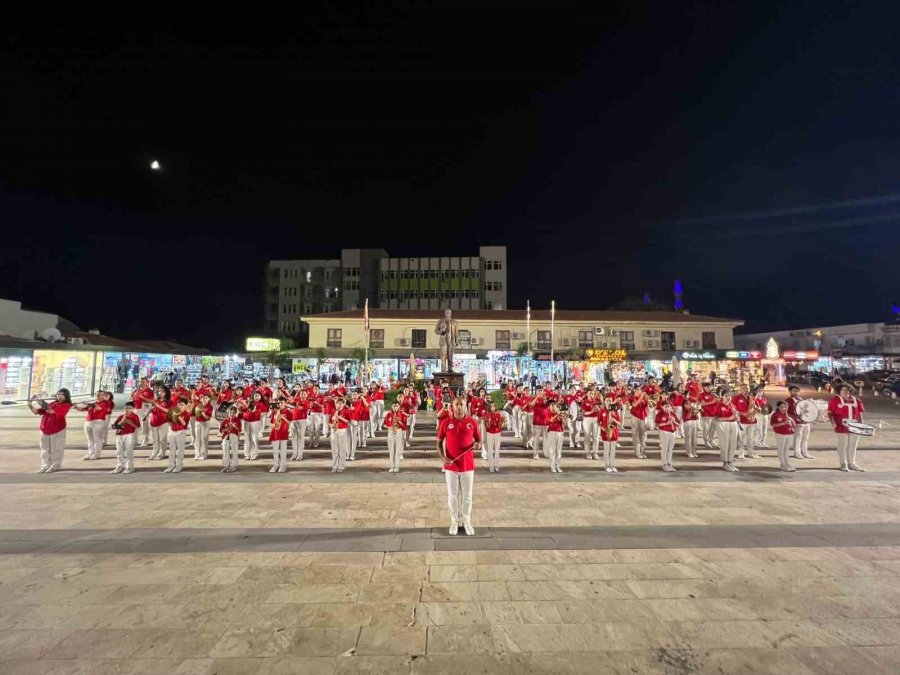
[
  {"left": 858, "top": 369, "right": 899, "bottom": 384},
  {"left": 790, "top": 371, "right": 830, "bottom": 387},
  {"left": 877, "top": 377, "right": 900, "bottom": 397}
]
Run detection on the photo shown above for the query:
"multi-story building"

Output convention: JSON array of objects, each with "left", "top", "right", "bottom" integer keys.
[
  {"left": 735, "top": 322, "right": 900, "bottom": 373},
  {"left": 266, "top": 246, "right": 508, "bottom": 344}
]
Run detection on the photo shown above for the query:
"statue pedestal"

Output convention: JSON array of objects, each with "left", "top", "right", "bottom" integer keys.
[{"left": 433, "top": 372, "right": 465, "bottom": 394}]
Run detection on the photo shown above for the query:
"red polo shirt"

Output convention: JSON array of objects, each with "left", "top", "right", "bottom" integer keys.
[{"left": 438, "top": 414, "right": 480, "bottom": 473}]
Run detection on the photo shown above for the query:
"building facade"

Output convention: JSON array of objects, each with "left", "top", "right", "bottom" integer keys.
[
  {"left": 266, "top": 246, "right": 508, "bottom": 344},
  {"left": 735, "top": 322, "right": 900, "bottom": 374},
  {"left": 0, "top": 298, "right": 80, "bottom": 340}
]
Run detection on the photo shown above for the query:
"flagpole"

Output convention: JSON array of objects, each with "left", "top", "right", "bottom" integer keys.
[
  {"left": 550, "top": 300, "right": 556, "bottom": 384},
  {"left": 363, "top": 298, "right": 370, "bottom": 386},
  {"left": 526, "top": 300, "right": 531, "bottom": 384}
]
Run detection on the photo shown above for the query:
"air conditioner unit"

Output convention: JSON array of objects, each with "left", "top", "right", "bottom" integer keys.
[
  {"left": 511, "top": 332, "right": 524, "bottom": 340},
  {"left": 683, "top": 339, "right": 697, "bottom": 348},
  {"left": 66, "top": 337, "right": 85, "bottom": 345},
  {"left": 598, "top": 341, "right": 609, "bottom": 348},
  {"left": 645, "top": 339, "right": 659, "bottom": 348},
  {"left": 643, "top": 330, "right": 658, "bottom": 337},
  {"left": 608, "top": 329, "right": 619, "bottom": 336},
  {"left": 561, "top": 337, "right": 572, "bottom": 347},
  {"left": 594, "top": 327, "right": 605, "bottom": 336},
  {"left": 396, "top": 338, "right": 409, "bottom": 347},
  {"left": 470, "top": 338, "right": 481, "bottom": 346}
]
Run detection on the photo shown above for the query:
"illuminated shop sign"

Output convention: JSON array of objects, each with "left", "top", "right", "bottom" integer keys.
[
  {"left": 783, "top": 350, "right": 819, "bottom": 361},
  {"left": 584, "top": 348, "right": 628, "bottom": 363}
]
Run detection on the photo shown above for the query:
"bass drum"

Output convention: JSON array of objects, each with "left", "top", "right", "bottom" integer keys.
[{"left": 796, "top": 399, "right": 820, "bottom": 423}]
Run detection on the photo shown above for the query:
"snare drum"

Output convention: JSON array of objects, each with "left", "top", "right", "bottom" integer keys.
[{"left": 844, "top": 420, "right": 876, "bottom": 436}]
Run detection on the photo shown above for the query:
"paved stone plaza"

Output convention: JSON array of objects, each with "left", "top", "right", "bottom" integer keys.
[{"left": 1, "top": 389, "right": 900, "bottom": 673}]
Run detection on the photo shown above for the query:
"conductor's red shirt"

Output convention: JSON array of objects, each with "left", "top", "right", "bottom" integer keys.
[{"left": 438, "top": 414, "right": 480, "bottom": 473}]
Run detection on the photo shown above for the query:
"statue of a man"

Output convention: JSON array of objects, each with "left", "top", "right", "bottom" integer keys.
[{"left": 435, "top": 308, "right": 459, "bottom": 373}]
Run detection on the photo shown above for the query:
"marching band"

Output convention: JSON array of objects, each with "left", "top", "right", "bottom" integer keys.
[{"left": 27, "top": 373, "right": 872, "bottom": 476}]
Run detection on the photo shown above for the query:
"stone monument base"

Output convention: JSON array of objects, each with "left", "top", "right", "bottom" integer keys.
[{"left": 433, "top": 371, "right": 465, "bottom": 394}]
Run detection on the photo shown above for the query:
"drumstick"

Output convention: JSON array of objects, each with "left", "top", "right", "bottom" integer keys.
[{"left": 439, "top": 443, "right": 476, "bottom": 465}]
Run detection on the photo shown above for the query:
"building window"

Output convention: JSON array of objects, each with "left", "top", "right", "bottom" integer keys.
[
  {"left": 702, "top": 331, "right": 716, "bottom": 349},
  {"left": 485, "top": 260, "right": 503, "bottom": 271},
  {"left": 305, "top": 271, "right": 312, "bottom": 283},
  {"left": 485, "top": 281, "right": 504, "bottom": 292},
  {"left": 620, "top": 331, "right": 635, "bottom": 350},
  {"left": 578, "top": 330, "right": 593, "bottom": 348},
  {"left": 347, "top": 267, "right": 360, "bottom": 277},
  {"left": 661, "top": 331, "right": 676, "bottom": 351},
  {"left": 342, "top": 281, "right": 359, "bottom": 291},
  {"left": 496, "top": 330, "right": 511, "bottom": 350},
  {"left": 369, "top": 329, "right": 384, "bottom": 348},
  {"left": 304, "top": 303, "right": 312, "bottom": 314},
  {"left": 411, "top": 329, "right": 427, "bottom": 349},
  {"left": 537, "top": 331, "right": 551, "bottom": 351},
  {"left": 324, "top": 269, "right": 332, "bottom": 280},
  {"left": 327, "top": 329, "right": 342, "bottom": 348},
  {"left": 485, "top": 301, "right": 493, "bottom": 309}
]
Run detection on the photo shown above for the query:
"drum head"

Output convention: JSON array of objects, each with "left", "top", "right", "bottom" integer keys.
[
  {"left": 796, "top": 400, "right": 819, "bottom": 423},
  {"left": 845, "top": 421, "right": 875, "bottom": 436}
]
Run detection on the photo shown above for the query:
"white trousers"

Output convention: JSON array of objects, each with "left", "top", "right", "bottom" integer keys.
[
  {"left": 776, "top": 434, "right": 793, "bottom": 467},
  {"left": 512, "top": 407, "right": 523, "bottom": 436},
  {"left": 532, "top": 424, "right": 547, "bottom": 456},
  {"left": 836, "top": 433, "right": 860, "bottom": 467},
  {"left": 755, "top": 413, "right": 770, "bottom": 445},
  {"left": 271, "top": 440, "right": 288, "bottom": 471},
  {"left": 138, "top": 407, "right": 151, "bottom": 444},
  {"left": 194, "top": 421, "right": 209, "bottom": 459},
  {"left": 166, "top": 430, "right": 186, "bottom": 471},
  {"left": 545, "top": 430, "right": 563, "bottom": 469},
  {"left": 244, "top": 421, "right": 260, "bottom": 459},
  {"left": 150, "top": 423, "right": 169, "bottom": 458},
  {"left": 372, "top": 401, "right": 384, "bottom": 431},
  {"left": 445, "top": 469, "right": 474, "bottom": 524},
  {"left": 309, "top": 413, "right": 323, "bottom": 446},
  {"left": 718, "top": 421, "right": 738, "bottom": 464},
  {"left": 522, "top": 413, "right": 533, "bottom": 444},
  {"left": 739, "top": 424, "right": 756, "bottom": 458},
  {"left": 485, "top": 432, "right": 501, "bottom": 470},
  {"left": 331, "top": 428, "right": 349, "bottom": 470},
  {"left": 793, "top": 424, "right": 810, "bottom": 457},
  {"left": 357, "top": 420, "right": 370, "bottom": 447},
  {"left": 582, "top": 417, "right": 599, "bottom": 455},
  {"left": 674, "top": 407, "right": 684, "bottom": 437},
  {"left": 291, "top": 419, "right": 308, "bottom": 459},
  {"left": 222, "top": 435, "right": 240, "bottom": 469},
  {"left": 115, "top": 434, "right": 135, "bottom": 470},
  {"left": 84, "top": 419, "right": 106, "bottom": 458},
  {"left": 567, "top": 418, "right": 581, "bottom": 447},
  {"left": 387, "top": 429, "right": 404, "bottom": 470},
  {"left": 603, "top": 440, "right": 617, "bottom": 468},
  {"left": 683, "top": 420, "right": 698, "bottom": 456},
  {"left": 659, "top": 430, "right": 676, "bottom": 468},
  {"left": 632, "top": 418, "right": 648, "bottom": 457},
  {"left": 349, "top": 420, "right": 359, "bottom": 459},
  {"left": 40, "top": 429, "right": 66, "bottom": 470},
  {"left": 702, "top": 416, "right": 718, "bottom": 446},
  {"left": 501, "top": 410, "right": 514, "bottom": 435}
]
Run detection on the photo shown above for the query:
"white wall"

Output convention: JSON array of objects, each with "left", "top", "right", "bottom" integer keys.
[{"left": 0, "top": 299, "right": 61, "bottom": 339}]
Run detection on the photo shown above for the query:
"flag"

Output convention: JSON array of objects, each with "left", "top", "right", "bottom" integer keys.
[{"left": 363, "top": 298, "right": 370, "bottom": 345}]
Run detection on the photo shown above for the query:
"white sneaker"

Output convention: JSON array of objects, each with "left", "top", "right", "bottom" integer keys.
[
  {"left": 37, "top": 467, "right": 48, "bottom": 473},
  {"left": 849, "top": 463, "right": 864, "bottom": 472},
  {"left": 269, "top": 467, "right": 278, "bottom": 473},
  {"left": 123, "top": 468, "right": 135, "bottom": 474},
  {"left": 277, "top": 467, "right": 287, "bottom": 473},
  {"left": 449, "top": 521, "right": 459, "bottom": 535},
  {"left": 606, "top": 467, "right": 614, "bottom": 473},
  {"left": 163, "top": 467, "right": 173, "bottom": 473},
  {"left": 556, "top": 467, "right": 563, "bottom": 473},
  {"left": 463, "top": 521, "right": 475, "bottom": 536},
  {"left": 110, "top": 467, "right": 124, "bottom": 474},
  {"left": 585, "top": 453, "right": 592, "bottom": 460}
]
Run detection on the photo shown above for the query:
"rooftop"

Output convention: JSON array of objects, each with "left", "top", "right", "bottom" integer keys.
[{"left": 304, "top": 309, "right": 743, "bottom": 324}]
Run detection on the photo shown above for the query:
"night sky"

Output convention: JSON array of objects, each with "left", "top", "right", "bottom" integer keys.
[{"left": 2, "top": 4, "right": 899, "bottom": 351}]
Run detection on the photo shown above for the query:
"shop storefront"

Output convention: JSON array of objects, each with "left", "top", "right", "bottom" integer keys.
[
  {"left": 0, "top": 349, "right": 34, "bottom": 402},
  {"left": 31, "top": 350, "right": 97, "bottom": 398},
  {"left": 676, "top": 349, "right": 764, "bottom": 387}
]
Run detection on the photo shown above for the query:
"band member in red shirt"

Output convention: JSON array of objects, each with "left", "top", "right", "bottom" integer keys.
[
  {"left": 753, "top": 386, "right": 772, "bottom": 448},
  {"left": 239, "top": 393, "right": 264, "bottom": 460},
  {"left": 732, "top": 385, "right": 760, "bottom": 460},
  {"left": 76, "top": 390, "right": 114, "bottom": 460},
  {"left": 786, "top": 385, "right": 812, "bottom": 460},
  {"left": 770, "top": 400, "right": 796, "bottom": 471},
  {"left": 110, "top": 401, "right": 141, "bottom": 474},
  {"left": 716, "top": 392, "right": 741, "bottom": 472},
  {"left": 699, "top": 383, "right": 720, "bottom": 448},
  {"left": 599, "top": 397, "right": 622, "bottom": 473},
  {"left": 28, "top": 388, "right": 73, "bottom": 473},
  {"left": 308, "top": 387, "right": 325, "bottom": 447},
  {"left": 483, "top": 402, "right": 505, "bottom": 473},
  {"left": 629, "top": 389, "right": 650, "bottom": 459},
  {"left": 131, "top": 377, "right": 155, "bottom": 447},
  {"left": 581, "top": 390, "right": 601, "bottom": 460},
  {"left": 516, "top": 388, "right": 533, "bottom": 443},
  {"left": 527, "top": 392, "right": 549, "bottom": 461},
  {"left": 329, "top": 398, "right": 352, "bottom": 473},
  {"left": 371, "top": 380, "right": 386, "bottom": 432},
  {"left": 268, "top": 399, "right": 291, "bottom": 473},
  {"left": 655, "top": 402, "right": 680, "bottom": 472},
  {"left": 681, "top": 398, "right": 700, "bottom": 458},
  {"left": 219, "top": 406, "right": 242, "bottom": 473},
  {"left": 668, "top": 384, "right": 686, "bottom": 439},
  {"left": 383, "top": 401, "right": 408, "bottom": 472},
  {"left": 164, "top": 398, "right": 191, "bottom": 473},
  {"left": 290, "top": 391, "right": 310, "bottom": 461},
  {"left": 827, "top": 385, "right": 866, "bottom": 472},
  {"left": 545, "top": 402, "right": 567, "bottom": 473},
  {"left": 147, "top": 386, "right": 172, "bottom": 461},
  {"left": 437, "top": 397, "right": 481, "bottom": 536},
  {"left": 192, "top": 394, "right": 214, "bottom": 460}
]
